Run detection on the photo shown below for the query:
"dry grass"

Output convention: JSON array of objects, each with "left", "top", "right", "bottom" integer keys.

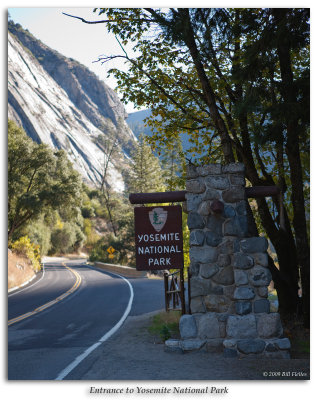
[{"left": 8, "top": 249, "right": 35, "bottom": 289}]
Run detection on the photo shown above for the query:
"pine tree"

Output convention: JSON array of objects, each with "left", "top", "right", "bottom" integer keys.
[
  {"left": 161, "top": 135, "right": 186, "bottom": 191},
  {"left": 127, "top": 134, "right": 164, "bottom": 193}
]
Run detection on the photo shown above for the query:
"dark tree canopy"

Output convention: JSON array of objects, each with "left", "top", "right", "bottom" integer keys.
[{"left": 66, "top": 8, "right": 310, "bottom": 326}]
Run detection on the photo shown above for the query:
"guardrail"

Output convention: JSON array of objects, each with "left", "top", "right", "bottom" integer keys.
[{"left": 94, "top": 262, "right": 147, "bottom": 277}]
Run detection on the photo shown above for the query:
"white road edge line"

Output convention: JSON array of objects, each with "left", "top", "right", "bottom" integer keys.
[
  {"left": 55, "top": 271, "right": 134, "bottom": 381},
  {"left": 8, "top": 263, "right": 46, "bottom": 297}
]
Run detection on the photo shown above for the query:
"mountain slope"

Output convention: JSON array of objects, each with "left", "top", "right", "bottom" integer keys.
[
  {"left": 8, "top": 22, "right": 136, "bottom": 190},
  {"left": 127, "top": 108, "right": 193, "bottom": 153}
]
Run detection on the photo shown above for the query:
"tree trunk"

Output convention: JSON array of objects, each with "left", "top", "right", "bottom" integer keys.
[
  {"left": 273, "top": 8, "right": 310, "bottom": 326},
  {"left": 255, "top": 196, "right": 300, "bottom": 315},
  {"left": 179, "top": 8, "right": 235, "bottom": 164},
  {"left": 238, "top": 134, "right": 300, "bottom": 317},
  {"left": 103, "top": 190, "right": 117, "bottom": 237},
  {"left": 286, "top": 138, "right": 310, "bottom": 326}
]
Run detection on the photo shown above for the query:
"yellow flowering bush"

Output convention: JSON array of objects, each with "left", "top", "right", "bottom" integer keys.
[{"left": 10, "top": 236, "right": 41, "bottom": 272}]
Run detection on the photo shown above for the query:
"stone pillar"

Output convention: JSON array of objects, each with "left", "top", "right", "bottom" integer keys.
[{"left": 166, "top": 163, "right": 290, "bottom": 358}]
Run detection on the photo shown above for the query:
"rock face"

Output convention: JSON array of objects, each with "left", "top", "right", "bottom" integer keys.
[
  {"left": 175, "top": 162, "right": 290, "bottom": 359},
  {"left": 8, "top": 22, "right": 137, "bottom": 189}
]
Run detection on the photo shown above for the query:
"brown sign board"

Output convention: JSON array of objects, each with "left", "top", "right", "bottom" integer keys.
[{"left": 134, "top": 205, "right": 184, "bottom": 271}]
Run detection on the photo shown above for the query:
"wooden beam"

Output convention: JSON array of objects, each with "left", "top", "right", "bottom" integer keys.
[
  {"left": 129, "top": 191, "right": 187, "bottom": 204},
  {"left": 129, "top": 186, "right": 280, "bottom": 204},
  {"left": 245, "top": 186, "right": 280, "bottom": 198}
]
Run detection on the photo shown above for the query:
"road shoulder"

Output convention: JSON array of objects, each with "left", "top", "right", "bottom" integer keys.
[{"left": 75, "top": 311, "right": 310, "bottom": 381}]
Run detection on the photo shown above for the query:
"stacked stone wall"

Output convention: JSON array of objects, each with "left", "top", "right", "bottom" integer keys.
[{"left": 167, "top": 162, "right": 290, "bottom": 358}]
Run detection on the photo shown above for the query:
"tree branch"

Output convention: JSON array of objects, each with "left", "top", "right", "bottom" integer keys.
[
  {"left": 62, "top": 12, "right": 153, "bottom": 24},
  {"left": 96, "top": 54, "right": 206, "bottom": 125}
]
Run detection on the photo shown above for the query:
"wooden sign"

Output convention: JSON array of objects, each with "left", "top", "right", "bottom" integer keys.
[{"left": 134, "top": 205, "right": 184, "bottom": 271}]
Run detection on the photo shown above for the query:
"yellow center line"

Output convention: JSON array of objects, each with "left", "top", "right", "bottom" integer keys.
[{"left": 8, "top": 263, "right": 82, "bottom": 326}]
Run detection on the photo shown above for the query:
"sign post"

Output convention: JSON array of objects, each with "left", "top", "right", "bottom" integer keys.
[{"left": 133, "top": 204, "right": 185, "bottom": 313}]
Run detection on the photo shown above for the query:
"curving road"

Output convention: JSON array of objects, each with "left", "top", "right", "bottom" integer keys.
[{"left": 8, "top": 259, "right": 165, "bottom": 380}]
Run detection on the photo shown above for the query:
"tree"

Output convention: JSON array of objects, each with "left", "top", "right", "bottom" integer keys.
[
  {"left": 50, "top": 221, "right": 85, "bottom": 254},
  {"left": 270, "top": 8, "right": 310, "bottom": 327},
  {"left": 8, "top": 120, "right": 83, "bottom": 239},
  {"left": 126, "top": 134, "right": 165, "bottom": 193},
  {"left": 68, "top": 8, "right": 310, "bottom": 326},
  {"left": 161, "top": 135, "right": 186, "bottom": 191},
  {"left": 94, "top": 130, "right": 120, "bottom": 236},
  {"left": 87, "top": 134, "right": 165, "bottom": 265}
]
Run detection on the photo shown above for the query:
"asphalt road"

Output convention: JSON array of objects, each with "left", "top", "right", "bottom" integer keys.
[{"left": 8, "top": 259, "right": 165, "bottom": 380}]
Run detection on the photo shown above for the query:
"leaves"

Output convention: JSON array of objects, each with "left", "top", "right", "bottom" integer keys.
[
  {"left": 126, "top": 134, "right": 165, "bottom": 194},
  {"left": 8, "top": 120, "right": 82, "bottom": 237}
]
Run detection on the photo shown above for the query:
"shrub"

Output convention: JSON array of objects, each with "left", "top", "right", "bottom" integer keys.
[
  {"left": 88, "top": 232, "right": 135, "bottom": 266},
  {"left": 22, "top": 217, "right": 52, "bottom": 256},
  {"left": 50, "top": 223, "right": 76, "bottom": 254},
  {"left": 81, "top": 201, "right": 95, "bottom": 218},
  {"left": 90, "top": 199, "right": 108, "bottom": 218},
  {"left": 73, "top": 224, "right": 86, "bottom": 251},
  {"left": 50, "top": 222, "right": 86, "bottom": 254},
  {"left": 83, "top": 219, "right": 100, "bottom": 248},
  {"left": 89, "top": 238, "right": 108, "bottom": 262},
  {"left": 10, "top": 235, "right": 41, "bottom": 272}
]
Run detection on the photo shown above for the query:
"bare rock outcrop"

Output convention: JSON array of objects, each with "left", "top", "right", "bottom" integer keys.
[{"left": 8, "top": 21, "right": 136, "bottom": 189}]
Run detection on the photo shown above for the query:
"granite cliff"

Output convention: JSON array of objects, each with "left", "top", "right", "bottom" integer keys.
[{"left": 8, "top": 21, "right": 136, "bottom": 190}]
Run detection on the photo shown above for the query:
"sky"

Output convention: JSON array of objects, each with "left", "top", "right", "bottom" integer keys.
[{"left": 8, "top": 7, "right": 140, "bottom": 113}]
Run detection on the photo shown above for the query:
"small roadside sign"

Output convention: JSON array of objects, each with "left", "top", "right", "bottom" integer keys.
[{"left": 107, "top": 246, "right": 116, "bottom": 255}]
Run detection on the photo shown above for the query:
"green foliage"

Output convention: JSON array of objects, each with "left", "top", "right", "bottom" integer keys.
[
  {"left": 81, "top": 201, "right": 95, "bottom": 218},
  {"left": 297, "top": 340, "right": 310, "bottom": 354},
  {"left": 83, "top": 184, "right": 136, "bottom": 265},
  {"left": 73, "top": 224, "right": 86, "bottom": 251},
  {"left": 159, "top": 325, "right": 171, "bottom": 341},
  {"left": 8, "top": 120, "right": 83, "bottom": 239},
  {"left": 7, "top": 120, "right": 90, "bottom": 257},
  {"left": 83, "top": 218, "right": 99, "bottom": 247},
  {"left": 88, "top": 239, "right": 107, "bottom": 262},
  {"left": 160, "top": 135, "right": 186, "bottom": 191},
  {"left": 50, "top": 224, "right": 76, "bottom": 255},
  {"left": 10, "top": 235, "right": 41, "bottom": 272},
  {"left": 92, "top": 8, "right": 309, "bottom": 213},
  {"left": 50, "top": 222, "right": 85, "bottom": 255},
  {"left": 92, "top": 8, "right": 309, "bottom": 231},
  {"left": 148, "top": 311, "right": 181, "bottom": 341},
  {"left": 89, "top": 228, "right": 135, "bottom": 266},
  {"left": 20, "top": 215, "right": 52, "bottom": 256},
  {"left": 126, "top": 134, "right": 165, "bottom": 193},
  {"left": 90, "top": 198, "right": 108, "bottom": 218}
]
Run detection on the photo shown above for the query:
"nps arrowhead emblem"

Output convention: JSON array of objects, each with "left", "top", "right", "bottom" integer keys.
[{"left": 149, "top": 207, "right": 168, "bottom": 232}]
